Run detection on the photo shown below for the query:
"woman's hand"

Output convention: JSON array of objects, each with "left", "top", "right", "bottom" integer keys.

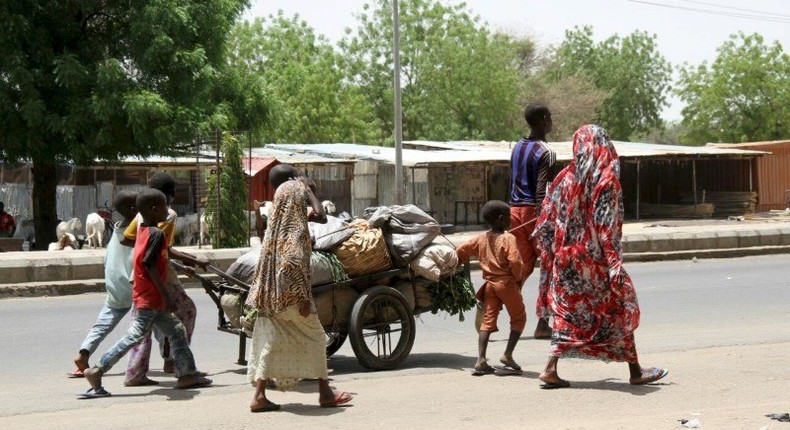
[{"left": 298, "top": 300, "right": 312, "bottom": 317}]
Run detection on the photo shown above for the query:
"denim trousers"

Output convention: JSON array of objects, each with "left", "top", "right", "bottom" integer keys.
[
  {"left": 79, "top": 305, "right": 131, "bottom": 355},
  {"left": 97, "top": 308, "right": 196, "bottom": 378}
]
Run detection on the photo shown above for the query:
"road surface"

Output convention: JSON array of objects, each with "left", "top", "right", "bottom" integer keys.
[{"left": 2, "top": 254, "right": 789, "bottom": 429}]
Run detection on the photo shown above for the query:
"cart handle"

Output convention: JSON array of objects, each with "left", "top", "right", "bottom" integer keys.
[{"left": 206, "top": 264, "right": 253, "bottom": 291}]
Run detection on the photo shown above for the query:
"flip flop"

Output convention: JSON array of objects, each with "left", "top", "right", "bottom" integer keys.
[
  {"left": 176, "top": 377, "right": 213, "bottom": 389},
  {"left": 471, "top": 365, "right": 496, "bottom": 376},
  {"left": 77, "top": 387, "right": 112, "bottom": 399},
  {"left": 251, "top": 402, "right": 281, "bottom": 413},
  {"left": 493, "top": 365, "right": 522, "bottom": 375},
  {"left": 67, "top": 369, "right": 84, "bottom": 378},
  {"left": 320, "top": 391, "right": 352, "bottom": 408},
  {"left": 124, "top": 377, "right": 160, "bottom": 387},
  {"left": 539, "top": 378, "right": 571, "bottom": 389},
  {"left": 630, "top": 368, "right": 669, "bottom": 385},
  {"left": 498, "top": 360, "right": 522, "bottom": 372}
]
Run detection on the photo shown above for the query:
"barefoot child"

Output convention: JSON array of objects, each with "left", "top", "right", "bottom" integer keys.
[
  {"left": 81, "top": 189, "right": 211, "bottom": 398},
  {"left": 456, "top": 200, "right": 527, "bottom": 375},
  {"left": 69, "top": 190, "right": 138, "bottom": 377}
]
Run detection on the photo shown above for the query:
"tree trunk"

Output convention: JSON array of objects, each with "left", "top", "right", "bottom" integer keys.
[{"left": 31, "top": 158, "right": 58, "bottom": 250}]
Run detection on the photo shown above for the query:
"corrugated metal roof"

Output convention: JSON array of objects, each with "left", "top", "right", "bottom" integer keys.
[
  {"left": 250, "top": 147, "right": 356, "bottom": 165},
  {"left": 708, "top": 140, "right": 790, "bottom": 149},
  {"left": 241, "top": 156, "right": 278, "bottom": 176},
  {"left": 269, "top": 140, "right": 766, "bottom": 166}
]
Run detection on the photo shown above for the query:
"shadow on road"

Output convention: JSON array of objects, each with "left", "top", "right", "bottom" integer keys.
[
  {"left": 564, "top": 378, "right": 667, "bottom": 395},
  {"left": 326, "top": 351, "right": 474, "bottom": 375}
]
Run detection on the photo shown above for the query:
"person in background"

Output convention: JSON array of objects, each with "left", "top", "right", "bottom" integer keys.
[
  {"left": 245, "top": 164, "right": 352, "bottom": 413},
  {"left": 532, "top": 124, "right": 668, "bottom": 389},
  {"left": 69, "top": 191, "right": 138, "bottom": 378},
  {"left": 509, "top": 103, "right": 557, "bottom": 340},
  {"left": 0, "top": 202, "right": 16, "bottom": 238},
  {"left": 456, "top": 200, "right": 526, "bottom": 375}
]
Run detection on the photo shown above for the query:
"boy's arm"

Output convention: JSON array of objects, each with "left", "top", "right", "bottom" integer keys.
[
  {"left": 121, "top": 216, "right": 139, "bottom": 247},
  {"left": 455, "top": 236, "right": 479, "bottom": 265},
  {"left": 505, "top": 234, "right": 526, "bottom": 285}
]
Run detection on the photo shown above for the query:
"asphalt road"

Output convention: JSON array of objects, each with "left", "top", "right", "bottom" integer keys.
[{"left": 2, "top": 254, "right": 789, "bottom": 427}]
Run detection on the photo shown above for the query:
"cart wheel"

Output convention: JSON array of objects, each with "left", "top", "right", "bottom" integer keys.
[
  {"left": 325, "top": 330, "right": 347, "bottom": 357},
  {"left": 348, "top": 286, "right": 415, "bottom": 370}
]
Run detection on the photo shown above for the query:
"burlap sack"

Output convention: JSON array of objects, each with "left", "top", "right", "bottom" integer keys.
[{"left": 333, "top": 219, "right": 392, "bottom": 278}]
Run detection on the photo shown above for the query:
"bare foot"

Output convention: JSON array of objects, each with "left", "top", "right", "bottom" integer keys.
[
  {"left": 175, "top": 374, "right": 212, "bottom": 389},
  {"left": 74, "top": 350, "right": 89, "bottom": 371},
  {"left": 533, "top": 318, "right": 552, "bottom": 339},
  {"left": 83, "top": 367, "right": 104, "bottom": 391},
  {"left": 539, "top": 372, "right": 570, "bottom": 389}
]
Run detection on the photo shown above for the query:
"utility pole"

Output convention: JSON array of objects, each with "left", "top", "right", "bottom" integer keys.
[{"left": 392, "top": 0, "right": 405, "bottom": 204}]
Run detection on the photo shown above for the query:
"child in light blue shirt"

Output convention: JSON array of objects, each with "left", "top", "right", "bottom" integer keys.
[{"left": 68, "top": 190, "right": 138, "bottom": 378}]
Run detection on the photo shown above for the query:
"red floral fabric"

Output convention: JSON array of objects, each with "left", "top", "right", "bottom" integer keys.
[{"left": 533, "top": 124, "right": 640, "bottom": 362}]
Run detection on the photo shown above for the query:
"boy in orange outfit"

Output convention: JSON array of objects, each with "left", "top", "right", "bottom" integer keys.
[{"left": 456, "top": 200, "right": 526, "bottom": 375}]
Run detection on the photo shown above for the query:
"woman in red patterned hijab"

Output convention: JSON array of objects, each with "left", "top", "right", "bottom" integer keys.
[{"left": 532, "top": 124, "right": 668, "bottom": 389}]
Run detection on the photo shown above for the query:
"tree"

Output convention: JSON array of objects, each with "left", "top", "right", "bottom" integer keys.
[
  {"left": 0, "top": 1, "right": 268, "bottom": 249},
  {"left": 340, "top": 0, "right": 531, "bottom": 142},
  {"left": 521, "top": 73, "right": 607, "bottom": 141},
  {"left": 676, "top": 33, "right": 790, "bottom": 144},
  {"left": 228, "top": 13, "right": 378, "bottom": 144},
  {"left": 204, "top": 133, "right": 248, "bottom": 248},
  {"left": 545, "top": 26, "right": 672, "bottom": 140}
]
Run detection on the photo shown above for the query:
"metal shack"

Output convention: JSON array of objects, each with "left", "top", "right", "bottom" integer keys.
[
  {"left": 270, "top": 140, "right": 766, "bottom": 223},
  {"left": 707, "top": 140, "right": 790, "bottom": 212}
]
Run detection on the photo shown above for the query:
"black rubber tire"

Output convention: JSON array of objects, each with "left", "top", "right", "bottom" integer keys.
[
  {"left": 325, "top": 330, "right": 347, "bottom": 357},
  {"left": 348, "top": 286, "right": 416, "bottom": 370}
]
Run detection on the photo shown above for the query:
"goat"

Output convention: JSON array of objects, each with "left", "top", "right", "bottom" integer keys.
[
  {"left": 84, "top": 213, "right": 105, "bottom": 248},
  {"left": 56, "top": 217, "right": 82, "bottom": 240},
  {"left": 199, "top": 213, "right": 211, "bottom": 245},
  {"left": 12, "top": 219, "right": 35, "bottom": 241},
  {"left": 48, "top": 233, "right": 78, "bottom": 251},
  {"left": 175, "top": 213, "right": 200, "bottom": 246},
  {"left": 322, "top": 200, "right": 337, "bottom": 215}
]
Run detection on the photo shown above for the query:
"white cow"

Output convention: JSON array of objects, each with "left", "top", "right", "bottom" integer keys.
[
  {"left": 84, "top": 213, "right": 105, "bottom": 248},
  {"left": 56, "top": 217, "right": 82, "bottom": 240}
]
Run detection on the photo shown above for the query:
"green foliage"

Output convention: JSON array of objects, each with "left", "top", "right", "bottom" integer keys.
[
  {"left": 0, "top": 0, "right": 267, "bottom": 247},
  {"left": 340, "top": 0, "right": 530, "bottom": 142},
  {"left": 676, "top": 33, "right": 790, "bottom": 144},
  {"left": 427, "top": 272, "right": 477, "bottom": 322},
  {"left": 204, "top": 133, "right": 249, "bottom": 248},
  {"left": 545, "top": 26, "right": 672, "bottom": 140},
  {"left": 228, "top": 13, "right": 378, "bottom": 144}
]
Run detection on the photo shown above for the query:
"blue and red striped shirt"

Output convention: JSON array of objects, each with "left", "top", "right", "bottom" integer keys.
[{"left": 509, "top": 137, "right": 556, "bottom": 206}]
